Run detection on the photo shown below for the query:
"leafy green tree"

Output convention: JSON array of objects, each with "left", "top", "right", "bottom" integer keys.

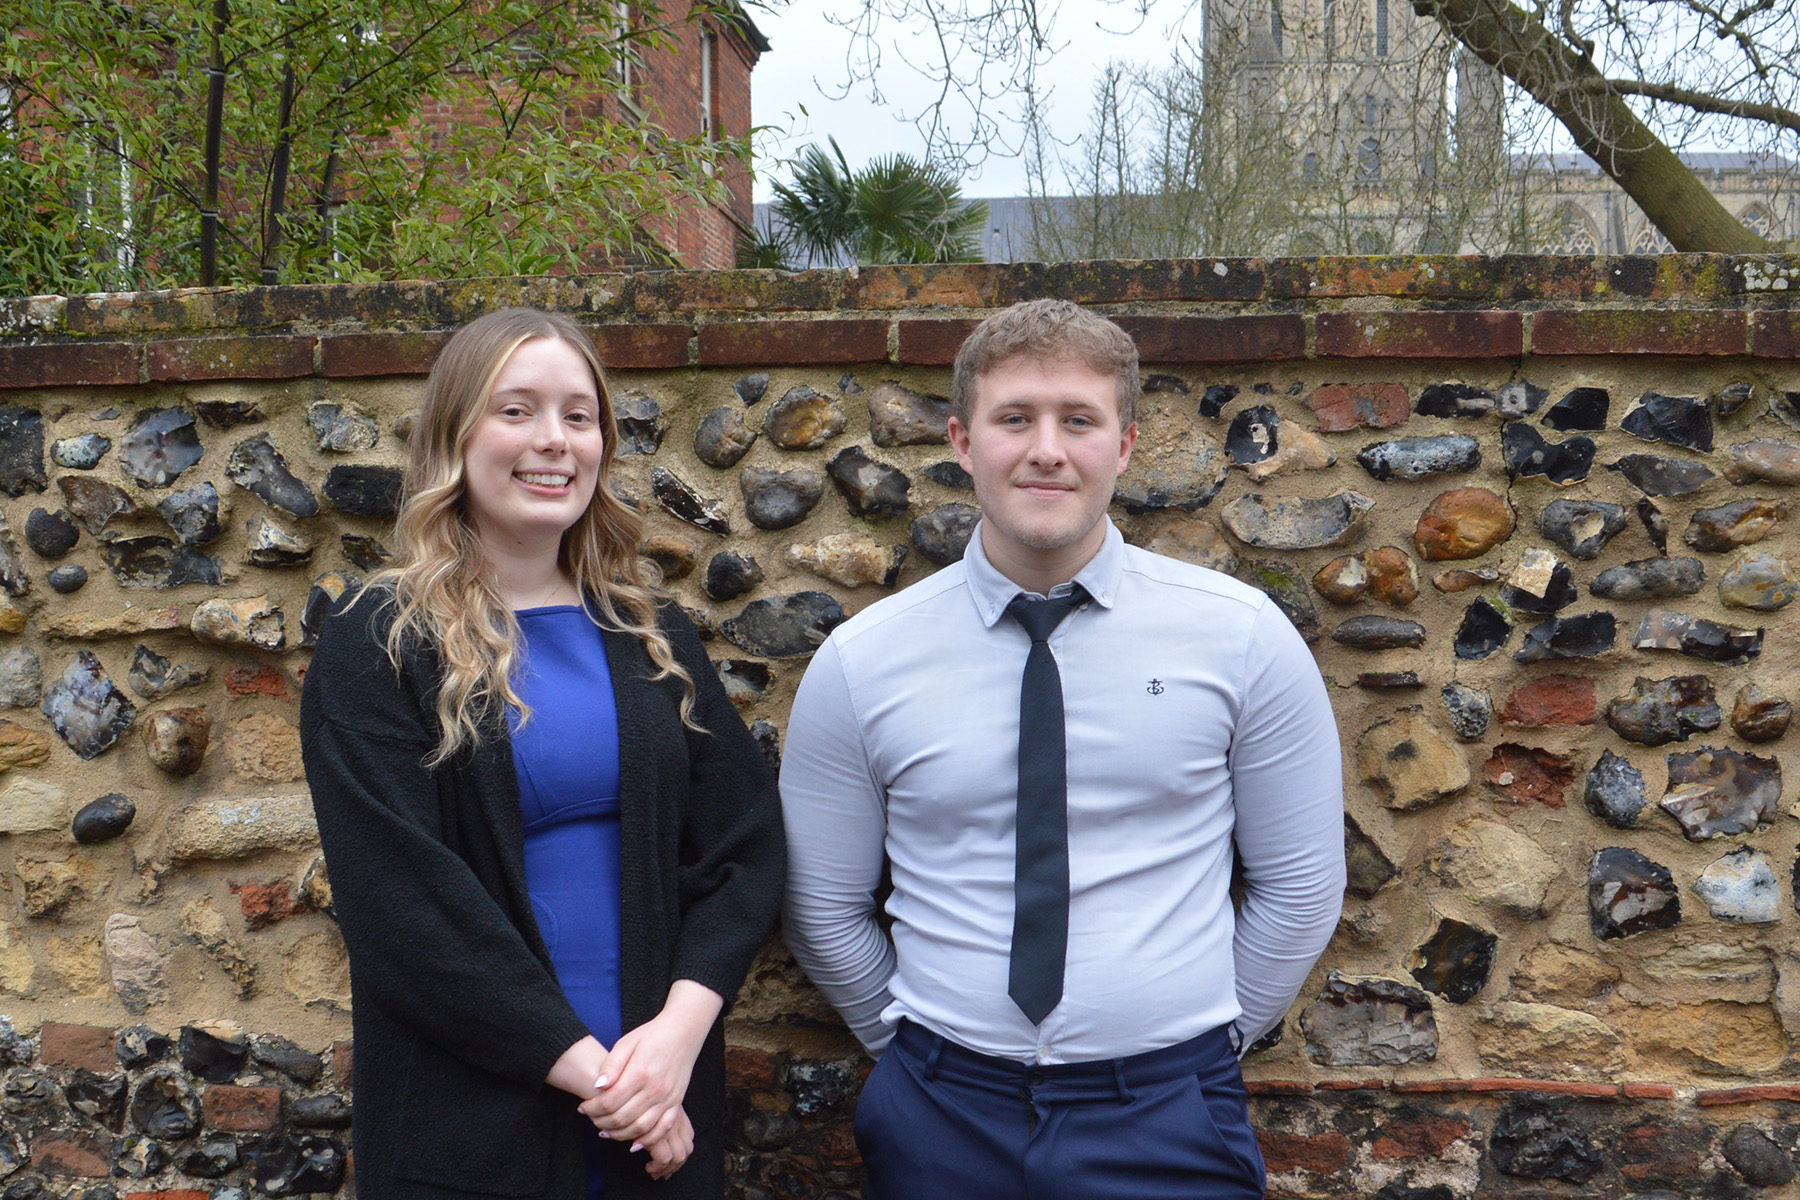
[
  {"left": 0, "top": 0, "right": 747, "bottom": 295},
  {"left": 757, "top": 137, "right": 988, "bottom": 266}
]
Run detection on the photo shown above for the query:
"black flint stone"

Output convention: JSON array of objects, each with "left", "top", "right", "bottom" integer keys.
[
  {"left": 1538, "top": 498, "right": 1627, "bottom": 559},
  {"left": 1357, "top": 671, "right": 1421, "bottom": 688},
  {"left": 52, "top": 433, "right": 110, "bottom": 470},
  {"left": 1410, "top": 917, "right": 1496, "bottom": 1003},
  {"left": 244, "top": 1133, "right": 347, "bottom": 1196},
  {"left": 1198, "top": 384, "right": 1239, "bottom": 418},
  {"left": 721, "top": 592, "right": 846, "bottom": 658},
  {"left": 1225, "top": 406, "right": 1279, "bottom": 465},
  {"left": 1496, "top": 379, "right": 1547, "bottom": 420},
  {"left": 1, "top": 1178, "right": 48, "bottom": 1200},
  {"left": 693, "top": 407, "right": 757, "bottom": 469},
  {"left": 227, "top": 434, "right": 318, "bottom": 518},
  {"left": 652, "top": 467, "right": 730, "bottom": 536},
  {"left": 1638, "top": 498, "right": 1669, "bottom": 552},
  {"left": 195, "top": 399, "right": 263, "bottom": 428},
  {"left": 65, "top": 1070, "right": 127, "bottom": 1130},
  {"left": 1605, "top": 675, "right": 1721, "bottom": 746},
  {"left": 1246, "top": 1024, "right": 1283, "bottom": 1055},
  {"left": 921, "top": 460, "right": 973, "bottom": 490},
  {"left": 749, "top": 717, "right": 781, "bottom": 774},
  {"left": 1718, "top": 382, "right": 1755, "bottom": 416},
  {"left": 1441, "top": 682, "right": 1492, "bottom": 741},
  {"left": 120, "top": 408, "right": 203, "bottom": 488},
  {"left": 1590, "top": 557, "right": 1704, "bottom": 600},
  {"left": 59, "top": 477, "right": 134, "bottom": 537},
  {"left": 1143, "top": 373, "right": 1189, "bottom": 394},
  {"left": 290, "top": 1094, "right": 352, "bottom": 1129},
  {"left": 1416, "top": 383, "right": 1494, "bottom": 418},
  {"left": 157, "top": 482, "right": 224, "bottom": 546},
  {"left": 1721, "top": 1126, "right": 1796, "bottom": 1187},
  {"left": 1622, "top": 391, "right": 1713, "bottom": 452},
  {"left": 129, "top": 1069, "right": 200, "bottom": 1139},
  {"left": 1490, "top": 1104, "right": 1604, "bottom": 1183},
  {"left": 1542, "top": 387, "right": 1610, "bottom": 431},
  {"left": 128, "top": 645, "right": 207, "bottom": 701},
  {"left": 1356, "top": 435, "right": 1480, "bottom": 481},
  {"left": 47, "top": 565, "right": 87, "bottom": 594},
  {"left": 1454, "top": 599, "right": 1511, "bottom": 659},
  {"left": 1589, "top": 846, "right": 1680, "bottom": 939},
  {"left": 176, "top": 1136, "right": 240, "bottom": 1178},
  {"left": 1607, "top": 453, "right": 1716, "bottom": 496},
  {"left": 1513, "top": 611, "right": 1617, "bottom": 662},
  {"left": 1331, "top": 615, "right": 1425, "bottom": 650},
  {"left": 4, "top": 1071, "right": 54, "bottom": 1114},
  {"left": 301, "top": 576, "right": 360, "bottom": 650},
  {"left": 24, "top": 508, "right": 78, "bottom": 559},
  {"left": 251, "top": 1036, "right": 323, "bottom": 1085},
  {"left": 838, "top": 374, "right": 862, "bottom": 394},
  {"left": 612, "top": 394, "right": 666, "bottom": 456},
  {"left": 828, "top": 447, "right": 911, "bottom": 518},
  {"left": 739, "top": 467, "right": 823, "bottom": 532},
  {"left": 733, "top": 373, "right": 769, "bottom": 405},
  {"left": 72, "top": 794, "right": 135, "bottom": 844},
  {"left": 322, "top": 465, "right": 404, "bottom": 517},
  {"left": 341, "top": 535, "right": 389, "bottom": 571},
  {"left": 111, "top": 1134, "right": 169, "bottom": 1178},
  {"left": 1502, "top": 423, "right": 1594, "bottom": 484},
  {"left": 1375, "top": 1188, "right": 1456, "bottom": 1200},
  {"left": 114, "top": 1027, "right": 169, "bottom": 1070},
  {"left": 1500, "top": 564, "right": 1578, "bottom": 615},
  {"left": 909, "top": 504, "right": 980, "bottom": 566},
  {"left": 783, "top": 1060, "right": 858, "bottom": 1119},
  {"left": 101, "top": 537, "right": 222, "bottom": 588},
  {"left": 703, "top": 552, "right": 764, "bottom": 602},
  {"left": 179, "top": 1025, "right": 248, "bottom": 1083},
  {"left": 1585, "top": 749, "right": 1649, "bottom": 828},
  {"left": 42, "top": 651, "right": 135, "bottom": 760},
  {"left": 1641, "top": 611, "right": 1765, "bottom": 664},
  {"left": 0, "top": 407, "right": 47, "bottom": 497},
  {"left": 718, "top": 659, "right": 771, "bottom": 698},
  {"left": 1344, "top": 813, "right": 1398, "bottom": 899}
]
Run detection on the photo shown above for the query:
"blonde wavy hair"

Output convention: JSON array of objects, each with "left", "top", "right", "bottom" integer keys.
[{"left": 366, "top": 307, "right": 694, "bottom": 765}]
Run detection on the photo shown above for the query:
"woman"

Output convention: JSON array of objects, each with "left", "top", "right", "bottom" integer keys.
[{"left": 300, "top": 307, "right": 784, "bottom": 1200}]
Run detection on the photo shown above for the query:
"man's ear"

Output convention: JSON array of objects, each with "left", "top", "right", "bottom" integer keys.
[
  {"left": 1117, "top": 421, "right": 1139, "bottom": 472},
  {"left": 948, "top": 415, "right": 974, "bottom": 473}
]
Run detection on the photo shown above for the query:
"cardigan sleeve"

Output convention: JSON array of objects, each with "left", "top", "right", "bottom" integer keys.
[
  {"left": 660, "top": 606, "right": 787, "bottom": 1005},
  {"left": 300, "top": 598, "right": 592, "bottom": 1089}
]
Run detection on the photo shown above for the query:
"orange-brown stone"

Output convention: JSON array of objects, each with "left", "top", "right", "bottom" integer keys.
[
  {"left": 1255, "top": 1130, "right": 1351, "bottom": 1175},
  {"left": 1305, "top": 383, "right": 1411, "bottom": 432},
  {"left": 1500, "top": 675, "right": 1597, "bottom": 727},
  {"left": 230, "top": 879, "right": 309, "bottom": 929},
  {"left": 1415, "top": 487, "right": 1516, "bottom": 561},
  {"left": 1371, "top": 1116, "right": 1472, "bottom": 1161},
  {"left": 222, "top": 663, "right": 288, "bottom": 699},
  {"left": 1484, "top": 744, "right": 1575, "bottom": 807},
  {"left": 1363, "top": 545, "right": 1420, "bottom": 606}
]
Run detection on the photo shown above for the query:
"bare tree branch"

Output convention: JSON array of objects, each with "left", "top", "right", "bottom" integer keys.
[{"left": 1582, "top": 76, "right": 1800, "bottom": 131}]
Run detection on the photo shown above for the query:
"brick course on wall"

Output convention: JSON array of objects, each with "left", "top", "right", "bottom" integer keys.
[{"left": 0, "top": 255, "right": 1798, "bottom": 1199}]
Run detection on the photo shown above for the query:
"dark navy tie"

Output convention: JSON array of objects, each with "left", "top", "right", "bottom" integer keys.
[{"left": 1003, "top": 585, "right": 1088, "bottom": 1026}]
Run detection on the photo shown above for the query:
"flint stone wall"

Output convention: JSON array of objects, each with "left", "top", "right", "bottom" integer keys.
[{"left": 0, "top": 256, "right": 1797, "bottom": 1199}]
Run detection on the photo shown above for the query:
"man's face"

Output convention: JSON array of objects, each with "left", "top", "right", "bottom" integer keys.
[{"left": 947, "top": 355, "right": 1137, "bottom": 577}]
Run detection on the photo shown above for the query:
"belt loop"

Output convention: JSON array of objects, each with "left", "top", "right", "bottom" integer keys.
[
  {"left": 922, "top": 1034, "right": 946, "bottom": 1082},
  {"left": 1227, "top": 1022, "right": 1244, "bottom": 1058},
  {"left": 1111, "top": 1058, "right": 1134, "bottom": 1104}
]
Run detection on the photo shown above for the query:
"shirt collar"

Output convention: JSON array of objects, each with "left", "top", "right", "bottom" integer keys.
[{"left": 963, "top": 519, "right": 1125, "bottom": 628}]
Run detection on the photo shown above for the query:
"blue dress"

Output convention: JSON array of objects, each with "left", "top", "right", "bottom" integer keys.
[{"left": 509, "top": 606, "right": 623, "bottom": 1200}]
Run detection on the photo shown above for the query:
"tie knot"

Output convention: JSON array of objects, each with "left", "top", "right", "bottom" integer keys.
[{"left": 1005, "top": 586, "right": 1088, "bottom": 643}]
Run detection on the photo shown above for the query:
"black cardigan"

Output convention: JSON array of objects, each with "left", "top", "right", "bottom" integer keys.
[{"left": 299, "top": 592, "right": 784, "bottom": 1200}]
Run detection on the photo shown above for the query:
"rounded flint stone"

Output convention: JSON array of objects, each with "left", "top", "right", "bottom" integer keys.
[
  {"left": 176, "top": 1135, "right": 240, "bottom": 1178},
  {"left": 1604, "top": 675, "right": 1721, "bottom": 746},
  {"left": 1225, "top": 406, "right": 1279, "bottom": 465},
  {"left": 720, "top": 592, "right": 846, "bottom": 658},
  {"left": 1588, "top": 846, "right": 1680, "bottom": 939},
  {"left": 922, "top": 460, "right": 973, "bottom": 490},
  {"left": 1606, "top": 453, "right": 1715, "bottom": 497},
  {"left": 703, "top": 551, "right": 763, "bottom": 602},
  {"left": 1331, "top": 615, "right": 1425, "bottom": 650},
  {"left": 1502, "top": 424, "right": 1594, "bottom": 485},
  {"left": 51, "top": 433, "right": 111, "bottom": 470},
  {"left": 1721, "top": 1125, "right": 1796, "bottom": 1187},
  {"left": 1718, "top": 550, "right": 1799, "bottom": 610},
  {"left": 693, "top": 407, "right": 757, "bottom": 469},
  {"left": 179, "top": 1021, "right": 248, "bottom": 1083},
  {"left": 1416, "top": 383, "right": 1493, "bottom": 418},
  {"left": 1724, "top": 438, "right": 1800, "bottom": 486},
  {"left": 868, "top": 383, "right": 951, "bottom": 447},
  {"left": 290, "top": 1094, "right": 352, "bottom": 1129},
  {"left": 129, "top": 1067, "right": 200, "bottom": 1138},
  {"left": 1495, "top": 379, "right": 1547, "bottom": 420},
  {"left": 1590, "top": 556, "right": 1703, "bottom": 601},
  {"left": 1356, "top": 435, "right": 1480, "bottom": 482},
  {"left": 120, "top": 408, "right": 203, "bottom": 488},
  {"left": 1584, "top": 750, "right": 1647, "bottom": 828},
  {"left": 142, "top": 707, "right": 209, "bottom": 776},
  {"left": 910, "top": 503, "right": 980, "bottom": 566},
  {"left": 73, "top": 793, "right": 136, "bottom": 844},
  {"left": 739, "top": 467, "right": 824, "bottom": 531},
  {"left": 827, "top": 447, "right": 910, "bottom": 519},
  {"left": 1441, "top": 683, "right": 1492, "bottom": 741},
  {"left": 1538, "top": 498, "right": 1626, "bottom": 560},
  {"left": 1732, "top": 684, "right": 1791, "bottom": 743},
  {"left": 1221, "top": 491, "right": 1374, "bottom": 551},
  {"left": 1542, "top": 386, "right": 1609, "bottom": 431},
  {"left": 1694, "top": 846, "right": 1779, "bottom": 924},
  {"left": 24, "top": 508, "right": 78, "bottom": 559},
  {"left": 763, "top": 386, "right": 846, "bottom": 450},
  {"left": 733, "top": 373, "right": 770, "bottom": 406},
  {"left": 1684, "top": 498, "right": 1787, "bottom": 553},
  {"left": 1622, "top": 391, "right": 1713, "bottom": 452},
  {"left": 1407, "top": 916, "right": 1496, "bottom": 1003}
]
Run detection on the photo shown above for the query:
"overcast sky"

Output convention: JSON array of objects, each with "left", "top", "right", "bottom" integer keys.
[{"left": 746, "top": 0, "right": 1208, "bottom": 201}]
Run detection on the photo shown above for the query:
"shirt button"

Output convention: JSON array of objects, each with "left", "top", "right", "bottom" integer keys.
[{"left": 1027, "top": 1069, "right": 1046, "bottom": 1085}]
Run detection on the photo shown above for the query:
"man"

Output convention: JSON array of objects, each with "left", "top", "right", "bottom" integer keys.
[{"left": 780, "top": 298, "right": 1345, "bottom": 1199}]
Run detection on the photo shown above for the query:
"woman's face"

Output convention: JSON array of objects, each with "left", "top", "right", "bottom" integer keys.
[{"left": 461, "top": 336, "right": 606, "bottom": 561}]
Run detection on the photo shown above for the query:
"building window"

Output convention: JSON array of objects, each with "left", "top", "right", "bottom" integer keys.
[
  {"left": 1740, "top": 203, "right": 1781, "bottom": 240},
  {"left": 614, "top": 3, "right": 642, "bottom": 116},
  {"left": 1631, "top": 221, "right": 1673, "bottom": 253},
  {"left": 1271, "top": 0, "right": 1283, "bottom": 53},
  {"left": 1323, "top": 0, "right": 1336, "bottom": 56},
  {"left": 1375, "top": 0, "right": 1389, "bottom": 55},
  {"left": 700, "top": 30, "right": 717, "bottom": 140},
  {"left": 1358, "top": 137, "right": 1381, "bottom": 180},
  {"left": 1302, "top": 151, "right": 1319, "bottom": 182},
  {"left": 1364, "top": 94, "right": 1378, "bottom": 126},
  {"left": 1553, "top": 205, "right": 1599, "bottom": 254}
]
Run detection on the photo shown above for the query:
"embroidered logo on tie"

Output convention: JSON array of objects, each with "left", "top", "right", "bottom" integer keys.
[{"left": 1146, "top": 678, "right": 1164, "bottom": 695}]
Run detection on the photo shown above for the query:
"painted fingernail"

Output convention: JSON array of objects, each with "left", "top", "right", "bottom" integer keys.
[
  {"left": 595, "top": 1075, "right": 611, "bottom": 1087},
  {"left": 596, "top": 1131, "right": 609, "bottom": 1139},
  {"left": 630, "top": 1143, "right": 644, "bottom": 1154}
]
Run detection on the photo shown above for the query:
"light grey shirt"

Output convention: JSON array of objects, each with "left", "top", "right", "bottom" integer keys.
[{"left": 780, "top": 520, "right": 1346, "bottom": 1063}]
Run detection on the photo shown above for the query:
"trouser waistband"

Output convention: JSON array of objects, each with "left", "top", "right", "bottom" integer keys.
[{"left": 890, "top": 1019, "right": 1238, "bottom": 1102}]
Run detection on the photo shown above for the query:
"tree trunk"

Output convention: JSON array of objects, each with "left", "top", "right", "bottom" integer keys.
[
  {"left": 1412, "top": 0, "right": 1770, "bottom": 252},
  {"left": 262, "top": 56, "right": 297, "bottom": 285},
  {"left": 201, "top": 0, "right": 229, "bottom": 285}
]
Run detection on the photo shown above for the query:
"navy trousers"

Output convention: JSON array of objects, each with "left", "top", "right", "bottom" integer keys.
[{"left": 854, "top": 1021, "right": 1266, "bottom": 1200}]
